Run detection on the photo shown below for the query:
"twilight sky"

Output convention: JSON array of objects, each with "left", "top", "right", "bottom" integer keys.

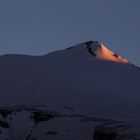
[{"left": 0, "top": 0, "right": 140, "bottom": 66}]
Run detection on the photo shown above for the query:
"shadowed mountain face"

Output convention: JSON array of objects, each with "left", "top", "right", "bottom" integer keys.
[{"left": 0, "top": 41, "right": 140, "bottom": 139}]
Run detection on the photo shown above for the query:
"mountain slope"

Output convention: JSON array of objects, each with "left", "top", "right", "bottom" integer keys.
[{"left": 0, "top": 41, "right": 140, "bottom": 140}]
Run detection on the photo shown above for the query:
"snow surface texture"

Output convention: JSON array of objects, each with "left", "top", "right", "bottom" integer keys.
[{"left": 0, "top": 41, "right": 140, "bottom": 140}]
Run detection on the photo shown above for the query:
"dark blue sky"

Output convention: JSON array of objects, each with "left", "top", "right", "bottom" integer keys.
[{"left": 0, "top": 0, "right": 140, "bottom": 66}]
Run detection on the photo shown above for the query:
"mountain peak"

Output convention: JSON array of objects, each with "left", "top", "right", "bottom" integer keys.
[{"left": 68, "top": 41, "right": 129, "bottom": 64}]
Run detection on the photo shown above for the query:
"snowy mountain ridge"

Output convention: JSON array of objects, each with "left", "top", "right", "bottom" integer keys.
[
  {"left": 0, "top": 41, "right": 139, "bottom": 140},
  {"left": 66, "top": 41, "right": 129, "bottom": 64},
  {"left": 0, "top": 40, "right": 130, "bottom": 64}
]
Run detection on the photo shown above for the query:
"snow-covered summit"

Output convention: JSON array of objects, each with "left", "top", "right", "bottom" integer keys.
[
  {"left": 0, "top": 41, "right": 139, "bottom": 140},
  {"left": 67, "top": 41, "right": 129, "bottom": 63}
]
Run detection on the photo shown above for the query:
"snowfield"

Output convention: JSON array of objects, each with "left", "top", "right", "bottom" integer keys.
[{"left": 0, "top": 41, "right": 140, "bottom": 140}]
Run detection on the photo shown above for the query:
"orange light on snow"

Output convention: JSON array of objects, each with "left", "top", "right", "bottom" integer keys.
[{"left": 96, "top": 43, "right": 129, "bottom": 63}]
